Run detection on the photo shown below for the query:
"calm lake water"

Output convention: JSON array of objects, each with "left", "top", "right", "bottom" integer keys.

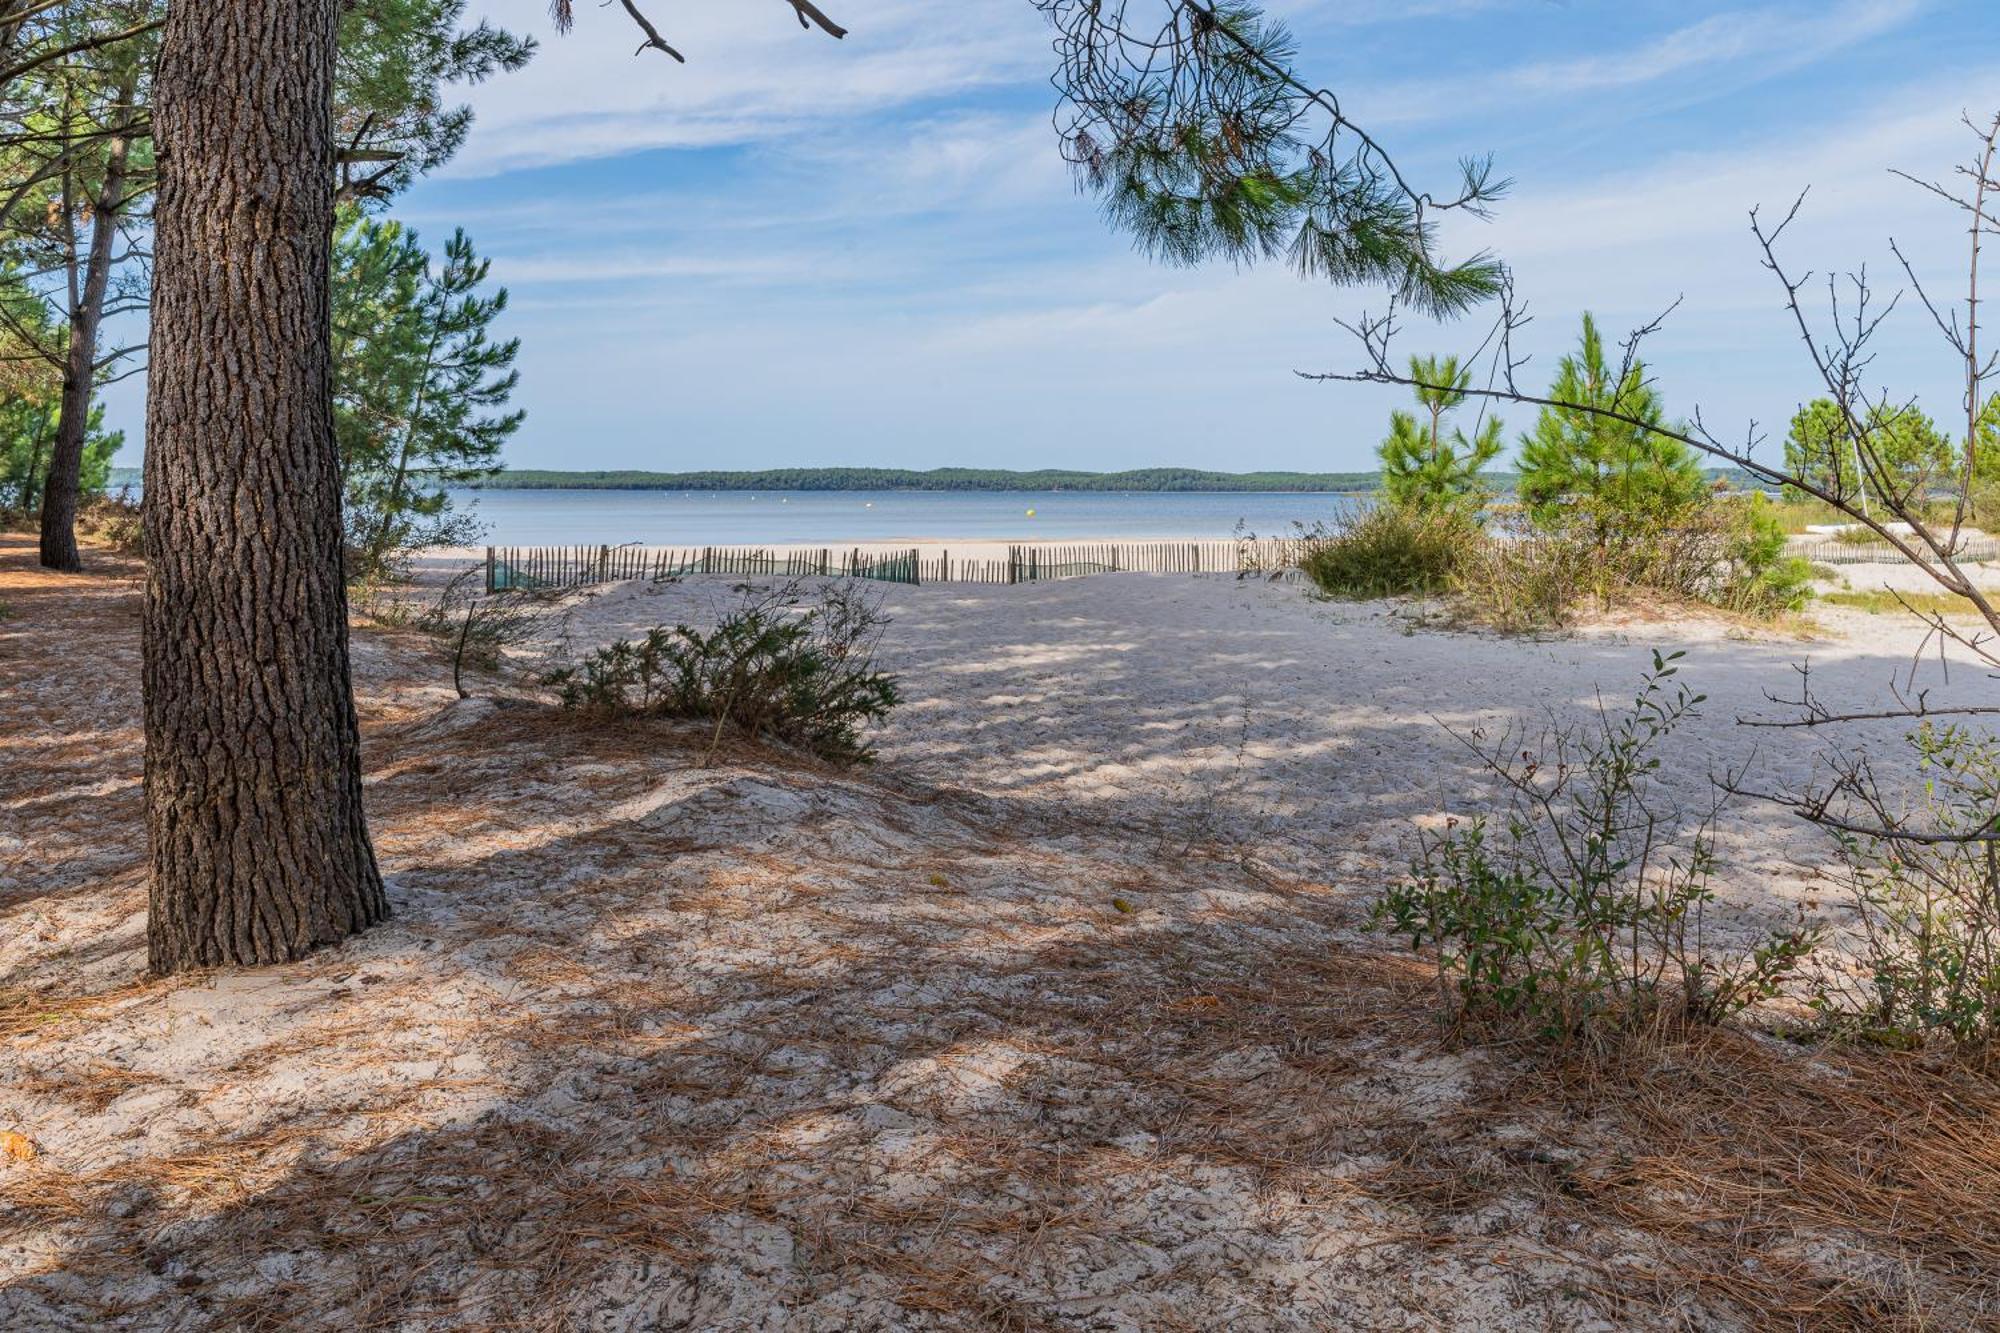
[{"left": 458, "top": 488, "right": 1368, "bottom": 546}]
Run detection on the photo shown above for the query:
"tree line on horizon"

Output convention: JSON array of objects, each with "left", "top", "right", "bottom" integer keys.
[{"left": 101, "top": 462, "right": 1768, "bottom": 495}]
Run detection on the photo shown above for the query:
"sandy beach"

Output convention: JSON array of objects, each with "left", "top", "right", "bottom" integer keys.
[{"left": 7, "top": 535, "right": 2000, "bottom": 1329}]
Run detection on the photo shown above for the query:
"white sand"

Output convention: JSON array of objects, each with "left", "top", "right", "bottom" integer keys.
[
  {"left": 6, "top": 538, "right": 2000, "bottom": 1329},
  {"left": 509, "top": 565, "right": 1991, "bottom": 949}
]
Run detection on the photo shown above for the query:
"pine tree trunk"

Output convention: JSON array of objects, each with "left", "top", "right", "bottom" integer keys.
[
  {"left": 143, "top": 0, "right": 387, "bottom": 972},
  {"left": 20, "top": 410, "right": 48, "bottom": 513},
  {"left": 37, "top": 74, "right": 133, "bottom": 573}
]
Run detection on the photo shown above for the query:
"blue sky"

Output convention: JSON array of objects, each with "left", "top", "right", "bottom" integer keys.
[{"left": 107, "top": 0, "right": 2000, "bottom": 473}]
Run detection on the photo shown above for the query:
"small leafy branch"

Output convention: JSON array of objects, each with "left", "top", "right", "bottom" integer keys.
[
  {"left": 1803, "top": 722, "right": 2000, "bottom": 1048},
  {"left": 1378, "top": 652, "right": 1819, "bottom": 1045}
]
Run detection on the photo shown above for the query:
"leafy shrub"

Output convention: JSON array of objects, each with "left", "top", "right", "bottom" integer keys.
[
  {"left": 1709, "top": 492, "right": 1814, "bottom": 614},
  {"left": 1490, "top": 491, "right": 1813, "bottom": 622},
  {"left": 1446, "top": 515, "right": 1593, "bottom": 633},
  {"left": 1971, "top": 477, "right": 2000, "bottom": 528},
  {"left": 1297, "top": 493, "right": 1809, "bottom": 626},
  {"left": 1808, "top": 723, "right": 2000, "bottom": 1048},
  {"left": 1376, "top": 653, "right": 1820, "bottom": 1044},
  {"left": 548, "top": 583, "right": 898, "bottom": 764},
  {"left": 1300, "top": 502, "right": 1473, "bottom": 599}
]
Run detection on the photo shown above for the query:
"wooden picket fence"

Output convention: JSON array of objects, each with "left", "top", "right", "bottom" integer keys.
[
  {"left": 484, "top": 537, "right": 1324, "bottom": 594},
  {"left": 1789, "top": 537, "right": 2000, "bottom": 566}
]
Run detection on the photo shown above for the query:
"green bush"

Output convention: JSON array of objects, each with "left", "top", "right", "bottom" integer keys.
[
  {"left": 548, "top": 584, "right": 899, "bottom": 764},
  {"left": 1712, "top": 492, "right": 1814, "bottom": 614},
  {"left": 1506, "top": 491, "right": 1813, "bottom": 619},
  {"left": 1295, "top": 494, "right": 1808, "bottom": 628},
  {"left": 1377, "top": 653, "right": 1820, "bottom": 1043},
  {"left": 1808, "top": 723, "right": 2000, "bottom": 1048},
  {"left": 1971, "top": 477, "right": 2000, "bottom": 528},
  {"left": 1299, "top": 503, "right": 1473, "bottom": 599},
  {"left": 1446, "top": 515, "right": 1592, "bottom": 633}
]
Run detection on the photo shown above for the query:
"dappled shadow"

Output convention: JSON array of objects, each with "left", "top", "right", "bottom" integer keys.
[
  {"left": 530, "top": 567, "right": 1997, "bottom": 937},
  {"left": 8, "top": 541, "right": 2000, "bottom": 1329},
  {"left": 9, "top": 698, "right": 1999, "bottom": 1329},
  {"left": 0, "top": 538, "right": 147, "bottom": 924},
  {"left": 2, "top": 647, "right": 1570, "bottom": 1328}
]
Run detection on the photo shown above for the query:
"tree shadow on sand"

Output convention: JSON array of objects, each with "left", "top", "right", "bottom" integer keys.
[{"left": 6, "top": 550, "right": 2000, "bottom": 1329}]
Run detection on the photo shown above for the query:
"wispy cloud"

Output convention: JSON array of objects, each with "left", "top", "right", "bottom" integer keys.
[
  {"left": 445, "top": 1, "right": 1050, "bottom": 176},
  {"left": 1479, "top": 67, "right": 1998, "bottom": 282},
  {"left": 105, "top": 0, "right": 1998, "bottom": 473},
  {"left": 1351, "top": 0, "right": 1926, "bottom": 125}
]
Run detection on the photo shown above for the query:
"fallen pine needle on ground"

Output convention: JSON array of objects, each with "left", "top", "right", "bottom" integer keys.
[{"left": 4, "top": 532, "right": 1999, "bottom": 1331}]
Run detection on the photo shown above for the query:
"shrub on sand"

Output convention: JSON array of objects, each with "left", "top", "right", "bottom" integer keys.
[
  {"left": 1806, "top": 722, "right": 2000, "bottom": 1050},
  {"left": 75, "top": 491, "right": 144, "bottom": 556},
  {"left": 1376, "top": 653, "right": 1820, "bottom": 1045},
  {"left": 1446, "top": 520, "right": 1592, "bottom": 633},
  {"left": 548, "top": 582, "right": 899, "bottom": 764},
  {"left": 1300, "top": 503, "right": 1474, "bottom": 599},
  {"left": 1299, "top": 493, "right": 1807, "bottom": 629}
]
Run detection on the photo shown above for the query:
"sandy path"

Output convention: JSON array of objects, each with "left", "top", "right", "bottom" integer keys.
[{"left": 524, "top": 567, "right": 1986, "bottom": 950}]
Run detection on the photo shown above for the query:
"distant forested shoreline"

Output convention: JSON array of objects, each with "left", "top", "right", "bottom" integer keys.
[
  {"left": 101, "top": 464, "right": 1392, "bottom": 493},
  {"left": 104, "top": 464, "right": 1766, "bottom": 494},
  {"left": 462, "top": 467, "right": 1391, "bottom": 492}
]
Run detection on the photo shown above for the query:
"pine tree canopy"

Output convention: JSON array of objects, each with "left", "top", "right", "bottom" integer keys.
[
  {"left": 1784, "top": 396, "right": 1955, "bottom": 507},
  {"left": 1377, "top": 354, "right": 1503, "bottom": 511},
  {"left": 1041, "top": 2, "right": 1506, "bottom": 318},
  {"left": 333, "top": 211, "right": 522, "bottom": 573},
  {"left": 1516, "top": 313, "right": 1706, "bottom": 538}
]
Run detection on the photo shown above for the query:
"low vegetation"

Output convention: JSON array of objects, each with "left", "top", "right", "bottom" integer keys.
[
  {"left": 1302, "top": 493, "right": 1812, "bottom": 628},
  {"left": 547, "top": 582, "right": 899, "bottom": 764},
  {"left": 361, "top": 568, "right": 569, "bottom": 699},
  {"left": 1806, "top": 723, "right": 2000, "bottom": 1048},
  {"left": 1310, "top": 318, "right": 1815, "bottom": 628},
  {"left": 1377, "top": 655, "right": 1820, "bottom": 1044},
  {"left": 1443, "top": 516, "right": 1594, "bottom": 632},
  {"left": 1818, "top": 588, "right": 1985, "bottom": 617},
  {"left": 73, "top": 492, "right": 144, "bottom": 557},
  {"left": 1296, "top": 504, "right": 1471, "bottom": 599},
  {"left": 1379, "top": 657, "right": 2000, "bottom": 1058}
]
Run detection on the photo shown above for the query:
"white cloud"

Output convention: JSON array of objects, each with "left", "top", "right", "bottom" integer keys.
[
  {"left": 1477, "top": 69, "right": 2000, "bottom": 301},
  {"left": 448, "top": 0, "right": 1051, "bottom": 175},
  {"left": 1350, "top": 0, "right": 1926, "bottom": 125},
  {"left": 1511, "top": 0, "right": 1918, "bottom": 96}
]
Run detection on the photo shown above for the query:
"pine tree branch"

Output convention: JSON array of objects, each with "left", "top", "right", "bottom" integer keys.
[{"left": 0, "top": 14, "right": 160, "bottom": 89}]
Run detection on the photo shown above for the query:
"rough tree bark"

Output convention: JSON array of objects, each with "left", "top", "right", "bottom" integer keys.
[
  {"left": 38, "top": 68, "right": 135, "bottom": 573},
  {"left": 143, "top": 0, "right": 388, "bottom": 972}
]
